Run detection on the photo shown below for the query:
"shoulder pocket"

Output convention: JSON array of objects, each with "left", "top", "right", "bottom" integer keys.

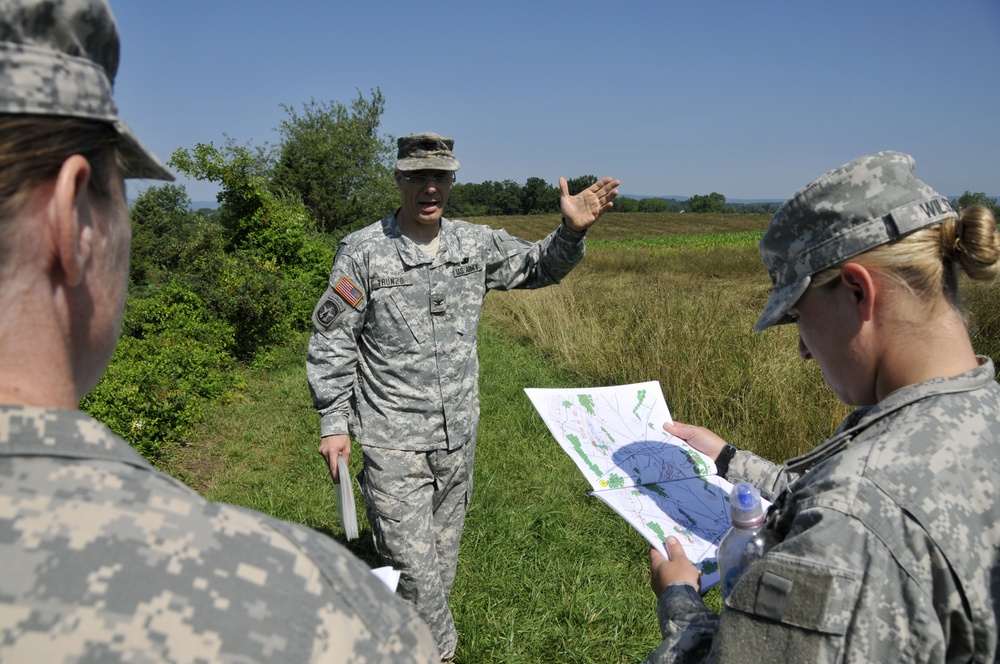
[{"left": 713, "top": 555, "right": 861, "bottom": 662}]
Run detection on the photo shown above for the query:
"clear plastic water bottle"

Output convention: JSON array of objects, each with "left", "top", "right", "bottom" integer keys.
[{"left": 718, "top": 482, "right": 765, "bottom": 599}]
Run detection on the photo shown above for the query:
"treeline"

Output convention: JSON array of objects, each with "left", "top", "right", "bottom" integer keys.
[{"left": 447, "top": 180, "right": 784, "bottom": 217}]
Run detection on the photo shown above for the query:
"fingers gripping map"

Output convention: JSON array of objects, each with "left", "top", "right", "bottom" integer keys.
[{"left": 525, "top": 381, "right": 739, "bottom": 591}]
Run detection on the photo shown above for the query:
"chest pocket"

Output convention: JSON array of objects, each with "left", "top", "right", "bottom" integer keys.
[
  {"left": 445, "top": 261, "right": 486, "bottom": 337},
  {"left": 365, "top": 289, "right": 426, "bottom": 357}
]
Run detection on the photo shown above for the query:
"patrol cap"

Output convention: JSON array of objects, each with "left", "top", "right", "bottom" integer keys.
[
  {"left": 0, "top": 0, "right": 173, "bottom": 180},
  {"left": 755, "top": 151, "right": 956, "bottom": 332},
  {"left": 396, "top": 132, "right": 460, "bottom": 172}
]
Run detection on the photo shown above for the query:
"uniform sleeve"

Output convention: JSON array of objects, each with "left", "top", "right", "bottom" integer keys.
[
  {"left": 645, "top": 584, "right": 718, "bottom": 663},
  {"left": 725, "top": 450, "right": 799, "bottom": 502},
  {"left": 306, "top": 246, "right": 367, "bottom": 437},
  {"left": 483, "top": 222, "right": 587, "bottom": 291},
  {"left": 258, "top": 512, "right": 442, "bottom": 662}
]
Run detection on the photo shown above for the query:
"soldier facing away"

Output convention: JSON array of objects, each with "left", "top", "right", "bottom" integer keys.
[
  {"left": 0, "top": 1, "right": 440, "bottom": 661},
  {"left": 645, "top": 151, "right": 1000, "bottom": 662},
  {"left": 307, "top": 132, "right": 619, "bottom": 659}
]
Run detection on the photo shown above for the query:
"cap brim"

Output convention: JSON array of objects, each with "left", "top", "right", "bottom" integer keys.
[
  {"left": 753, "top": 275, "right": 811, "bottom": 332},
  {"left": 396, "top": 155, "right": 460, "bottom": 172},
  {"left": 114, "top": 119, "right": 174, "bottom": 181}
]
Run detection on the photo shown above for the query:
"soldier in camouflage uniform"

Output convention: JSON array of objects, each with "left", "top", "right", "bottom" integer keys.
[
  {"left": 307, "top": 132, "right": 619, "bottom": 659},
  {"left": 0, "top": 1, "right": 440, "bottom": 661},
  {"left": 644, "top": 151, "right": 1000, "bottom": 662}
]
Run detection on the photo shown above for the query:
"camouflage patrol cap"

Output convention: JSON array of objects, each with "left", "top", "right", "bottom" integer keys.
[
  {"left": 396, "top": 132, "right": 460, "bottom": 172},
  {"left": 755, "top": 151, "right": 956, "bottom": 332},
  {"left": 0, "top": 0, "right": 173, "bottom": 180}
]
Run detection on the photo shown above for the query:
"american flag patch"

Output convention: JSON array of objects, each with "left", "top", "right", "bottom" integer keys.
[{"left": 334, "top": 276, "right": 364, "bottom": 308}]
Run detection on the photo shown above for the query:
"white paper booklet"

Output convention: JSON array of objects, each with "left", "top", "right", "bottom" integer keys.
[{"left": 525, "top": 381, "right": 761, "bottom": 591}]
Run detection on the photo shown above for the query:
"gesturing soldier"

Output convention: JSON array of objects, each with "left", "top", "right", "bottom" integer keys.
[{"left": 308, "top": 132, "right": 618, "bottom": 660}]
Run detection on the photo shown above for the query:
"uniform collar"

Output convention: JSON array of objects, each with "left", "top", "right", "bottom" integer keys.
[
  {"left": 785, "top": 357, "right": 996, "bottom": 474},
  {"left": 387, "top": 213, "right": 464, "bottom": 267},
  {"left": 0, "top": 405, "right": 152, "bottom": 471}
]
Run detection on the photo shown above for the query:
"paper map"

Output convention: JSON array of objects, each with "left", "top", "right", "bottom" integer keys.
[{"left": 525, "top": 381, "right": 740, "bottom": 591}]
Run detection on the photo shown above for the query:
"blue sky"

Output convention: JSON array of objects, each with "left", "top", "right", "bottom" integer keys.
[{"left": 112, "top": 0, "right": 1000, "bottom": 204}]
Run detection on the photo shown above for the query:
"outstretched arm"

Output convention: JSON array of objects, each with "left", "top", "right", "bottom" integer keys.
[{"left": 560, "top": 176, "right": 620, "bottom": 232}]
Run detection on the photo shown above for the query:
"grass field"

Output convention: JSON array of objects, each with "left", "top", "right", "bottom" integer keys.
[{"left": 170, "top": 211, "right": 1000, "bottom": 662}]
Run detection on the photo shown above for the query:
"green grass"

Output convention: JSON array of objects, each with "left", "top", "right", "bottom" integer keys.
[
  {"left": 169, "top": 328, "right": 674, "bottom": 662},
  {"left": 472, "top": 212, "right": 770, "bottom": 243}
]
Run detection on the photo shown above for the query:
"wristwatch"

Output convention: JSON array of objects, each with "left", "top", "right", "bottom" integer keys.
[{"left": 715, "top": 444, "right": 737, "bottom": 479}]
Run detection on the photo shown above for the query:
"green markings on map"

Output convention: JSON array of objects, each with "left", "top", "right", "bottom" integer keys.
[
  {"left": 700, "top": 559, "right": 719, "bottom": 575},
  {"left": 600, "top": 427, "right": 615, "bottom": 446},
  {"left": 683, "top": 449, "right": 709, "bottom": 476},
  {"left": 645, "top": 483, "right": 667, "bottom": 498},
  {"left": 632, "top": 388, "right": 647, "bottom": 419},
  {"left": 647, "top": 521, "right": 667, "bottom": 542},
  {"left": 578, "top": 394, "right": 596, "bottom": 415},
  {"left": 606, "top": 473, "right": 625, "bottom": 489},
  {"left": 566, "top": 433, "right": 601, "bottom": 476}
]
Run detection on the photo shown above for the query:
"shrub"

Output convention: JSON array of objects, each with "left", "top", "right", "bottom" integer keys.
[{"left": 81, "top": 285, "right": 240, "bottom": 462}]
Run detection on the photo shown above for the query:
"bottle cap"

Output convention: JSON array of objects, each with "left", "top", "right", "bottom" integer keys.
[{"left": 729, "top": 482, "right": 765, "bottom": 527}]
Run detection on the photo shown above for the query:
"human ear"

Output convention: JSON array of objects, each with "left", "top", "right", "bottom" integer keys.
[
  {"left": 840, "top": 262, "right": 877, "bottom": 322},
  {"left": 49, "top": 155, "right": 94, "bottom": 288}
]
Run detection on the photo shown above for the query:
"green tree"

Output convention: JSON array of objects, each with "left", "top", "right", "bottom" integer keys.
[
  {"left": 566, "top": 175, "right": 597, "bottom": 196},
  {"left": 954, "top": 191, "right": 999, "bottom": 216},
  {"left": 129, "top": 184, "right": 200, "bottom": 286},
  {"left": 492, "top": 180, "right": 524, "bottom": 216},
  {"left": 611, "top": 196, "right": 639, "bottom": 213},
  {"left": 170, "top": 140, "right": 271, "bottom": 243},
  {"left": 638, "top": 197, "right": 671, "bottom": 213},
  {"left": 521, "top": 176, "right": 559, "bottom": 214},
  {"left": 686, "top": 192, "right": 726, "bottom": 213},
  {"left": 271, "top": 89, "right": 397, "bottom": 232}
]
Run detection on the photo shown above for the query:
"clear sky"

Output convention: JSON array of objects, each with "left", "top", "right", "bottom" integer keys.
[{"left": 111, "top": 0, "right": 1000, "bottom": 204}]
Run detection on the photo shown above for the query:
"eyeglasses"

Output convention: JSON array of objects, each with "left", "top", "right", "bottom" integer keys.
[{"left": 400, "top": 171, "right": 455, "bottom": 187}]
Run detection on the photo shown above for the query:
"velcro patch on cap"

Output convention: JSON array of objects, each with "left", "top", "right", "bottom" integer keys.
[{"left": 334, "top": 276, "right": 364, "bottom": 308}]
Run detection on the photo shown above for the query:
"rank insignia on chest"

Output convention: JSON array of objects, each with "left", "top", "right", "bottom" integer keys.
[{"left": 334, "top": 275, "right": 364, "bottom": 308}]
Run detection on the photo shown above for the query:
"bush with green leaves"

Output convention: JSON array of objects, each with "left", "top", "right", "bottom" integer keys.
[{"left": 80, "top": 285, "right": 241, "bottom": 462}]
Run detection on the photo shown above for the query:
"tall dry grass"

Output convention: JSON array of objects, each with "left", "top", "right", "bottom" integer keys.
[
  {"left": 483, "top": 212, "right": 1000, "bottom": 464},
  {"left": 481, "top": 242, "right": 813, "bottom": 463}
]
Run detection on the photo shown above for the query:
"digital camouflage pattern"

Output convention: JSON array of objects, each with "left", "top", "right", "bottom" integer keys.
[
  {"left": 0, "top": 406, "right": 440, "bottom": 663},
  {"left": 306, "top": 212, "right": 588, "bottom": 657},
  {"left": 306, "top": 213, "right": 587, "bottom": 450},
  {"left": 755, "top": 151, "right": 956, "bottom": 331},
  {"left": 358, "top": 443, "right": 475, "bottom": 660},
  {"left": 0, "top": 0, "right": 172, "bottom": 180},
  {"left": 647, "top": 359, "right": 1000, "bottom": 663},
  {"left": 395, "top": 133, "right": 460, "bottom": 173}
]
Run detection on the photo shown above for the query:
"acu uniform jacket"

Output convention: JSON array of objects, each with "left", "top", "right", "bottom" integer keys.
[{"left": 307, "top": 213, "right": 587, "bottom": 452}]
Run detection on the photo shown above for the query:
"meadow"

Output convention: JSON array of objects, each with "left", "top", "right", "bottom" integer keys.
[{"left": 171, "top": 212, "right": 1000, "bottom": 662}]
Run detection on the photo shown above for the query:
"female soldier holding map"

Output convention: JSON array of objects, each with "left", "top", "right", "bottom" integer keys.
[{"left": 645, "top": 151, "right": 1000, "bottom": 662}]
